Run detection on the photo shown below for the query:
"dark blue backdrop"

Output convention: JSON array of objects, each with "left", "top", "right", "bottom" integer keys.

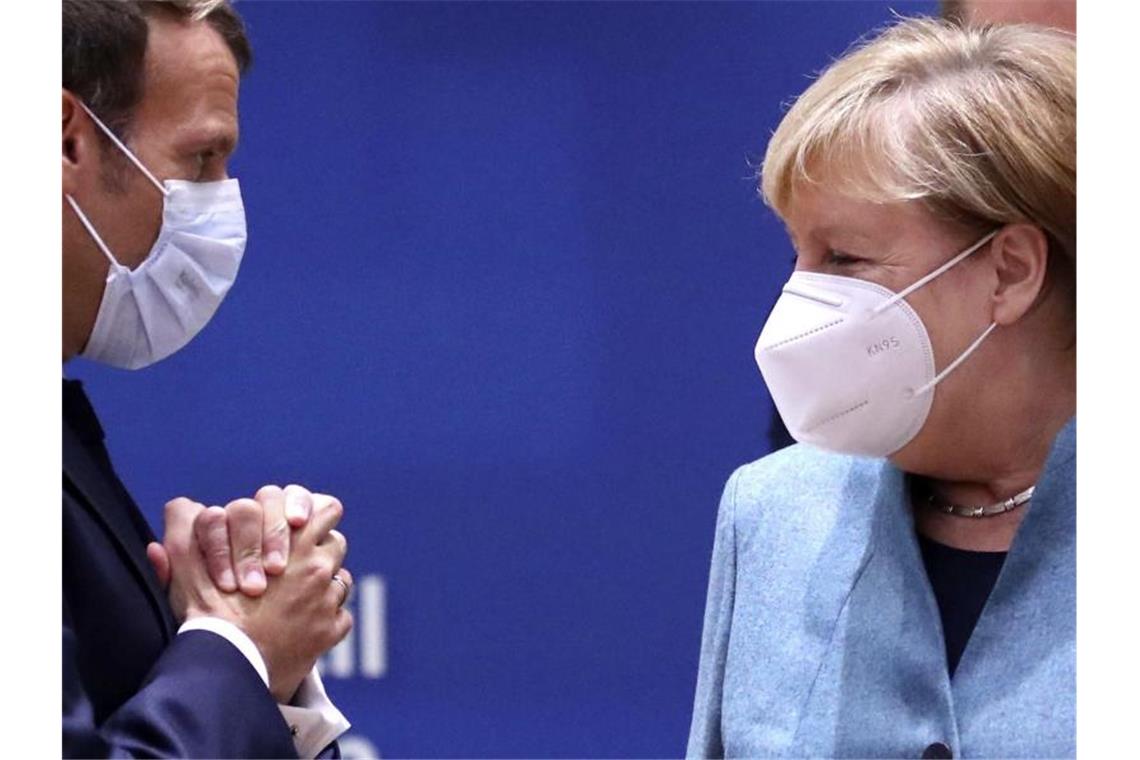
[{"left": 67, "top": 1, "right": 934, "bottom": 756}]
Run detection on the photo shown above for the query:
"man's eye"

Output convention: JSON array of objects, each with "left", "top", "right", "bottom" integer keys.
[{"left": 827, "top": 249, "right": 864, "bottom": 266}]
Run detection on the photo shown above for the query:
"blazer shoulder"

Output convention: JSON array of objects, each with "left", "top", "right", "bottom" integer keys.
[{"left": 723, "top": 444, "right": 884, "bottom": 545}]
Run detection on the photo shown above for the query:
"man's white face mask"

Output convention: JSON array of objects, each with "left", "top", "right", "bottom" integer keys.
[
  {"left": 754, "top": 231, "right": 999, "bottom": 458},
  {"left": 66, "top": 101, "right": 247, "bottom": 370}
]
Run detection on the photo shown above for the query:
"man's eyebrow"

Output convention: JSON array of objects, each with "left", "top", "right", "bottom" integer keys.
[{"left": 181, "top": 127, "right": 239, "bottom": 156}]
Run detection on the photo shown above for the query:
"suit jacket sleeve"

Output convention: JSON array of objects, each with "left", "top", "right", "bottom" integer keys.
[
  {"left": 686, "top": 467, "right": 743, "bottom": 760},
  {"left": 63, "top": 599, "right": 299, "bottom": 759}
]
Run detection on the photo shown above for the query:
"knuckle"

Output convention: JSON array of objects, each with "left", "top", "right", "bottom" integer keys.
[
  {"left": 165, "top": 497, "right": 203, "bottom": 520},
  {"left": 197, "top": 506, "right": 228, "bottom": 533},
  {"left": 235, "top": 544, "right": 263, "bottom": 562},
  {"left": 315, "top": 494, "right": 344, "bottom": 521},
  {"left": 203, "top": 542, "right": 231, "bottom": 563},
  {"left": 283, "top": 484, "right": 314, "bottom": 518},
  {"left": 255, "top": 484, "right": 283, "bottom": 501},
  {"left": 263, "top": 529, "right": 289, "bottom": 557},
  {"left": 265, "top": 519, "right": 290, "bottom": 541},
  {"left": 226, "top": 497, "right": 262, "bottom": 519},
  {"left": 303, "top": 555, "right": 332, "bottom": 583},
  {"left": 314, "top": 558, "right": 336, "bottom": 584}
]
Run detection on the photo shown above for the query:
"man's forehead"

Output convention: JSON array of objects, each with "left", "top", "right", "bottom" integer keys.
[{"left": 136, "top": 13, "right": 240, "bottom": 134}]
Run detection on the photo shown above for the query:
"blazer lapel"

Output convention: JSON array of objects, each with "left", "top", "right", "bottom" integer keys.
[
  {"left": 794, "top": 461, "right": 961, "bottom": 756},
  {"left": 63, "top": 419, "right": 176, "bottom": 640},
  {"left": 845, "top": 463, "right": 960, "bottom": 751},
  {"left": 951, "top": 419, "right": 1076, "bottom": 755}
]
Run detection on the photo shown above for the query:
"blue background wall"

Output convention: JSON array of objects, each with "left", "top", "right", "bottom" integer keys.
[{"left": 67, "top": 1, "right": 934, "bottom": 756}]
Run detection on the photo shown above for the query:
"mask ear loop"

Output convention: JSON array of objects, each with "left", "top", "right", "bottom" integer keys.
[
  {"left": 911, "top": 321, "right": 998, "bottom": 397},
  {"left": 76, "top": 101, "right": 169, "bottom": 197},
  {"left": 65, "top": 195, "right": 124, "bottom": 271},
  {"left": 867, "top": 229, "right": 1002, "bottom": 398},
  {"left": 871, "top": 230, "right": 999, "bottom": 316},
  {"left": 65, "top": 100, "right": 172, "bottom": 271}
]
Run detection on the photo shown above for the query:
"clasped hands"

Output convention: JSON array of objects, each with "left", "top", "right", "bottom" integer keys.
[{"left": 145, "top": 484, "right": 353, "bottom": 703}]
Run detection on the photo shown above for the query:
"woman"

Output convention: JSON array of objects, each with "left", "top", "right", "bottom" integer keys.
[{"left": 688, "top": 17, "right": 1075, "bottom": 759}]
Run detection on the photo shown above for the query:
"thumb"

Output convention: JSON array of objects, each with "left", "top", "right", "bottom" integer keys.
[
  {"left": 146, "top": 541, "right": 171, "bottom": 588},
  {"left": 161, "top": 497, "right": 210, "bottom": 623}
]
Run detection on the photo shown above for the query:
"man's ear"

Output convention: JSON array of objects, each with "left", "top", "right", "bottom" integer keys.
[
  {"left": 989, "top": 223, "right": 1050, "bottom": 326},
  {"left": 63, "top": 90, "right": 89, "bottom": 197}
]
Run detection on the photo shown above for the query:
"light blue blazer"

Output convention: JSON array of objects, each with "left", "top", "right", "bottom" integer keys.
[{"left": 687, "top": 420, "right": 1075, "bottom": 758}]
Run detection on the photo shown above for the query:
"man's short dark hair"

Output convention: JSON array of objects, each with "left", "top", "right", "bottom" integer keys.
[
  {"left": 63, "top": 0, "right": 252, "bottom": 137},
  {"left": 941, "top": 1, "right": 966, "bottom": 24}
]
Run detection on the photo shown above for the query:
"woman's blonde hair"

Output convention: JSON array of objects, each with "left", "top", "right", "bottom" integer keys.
[{"left": 761, "top": 17, "right": 1075, "bottom": 269}]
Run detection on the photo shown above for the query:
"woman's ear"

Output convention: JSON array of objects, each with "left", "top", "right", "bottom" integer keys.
[{"left": 988, "top": 223, "right": 1050, "bottom": 326}]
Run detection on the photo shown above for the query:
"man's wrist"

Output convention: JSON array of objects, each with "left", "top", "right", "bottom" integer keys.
[{"left": 178, "top": 616, "right": 270, "bottom": 689}]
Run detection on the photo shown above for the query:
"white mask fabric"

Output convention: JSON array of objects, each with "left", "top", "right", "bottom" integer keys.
[
  {"left": 754, "top": 231, "right": 998, "bottom": 458},
  {"left": 65, "top": 102, "right": 247, "bottom": 370}
]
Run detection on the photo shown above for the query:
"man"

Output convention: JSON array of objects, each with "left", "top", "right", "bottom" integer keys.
[
  {"left": 942, "top": 0, "right": 1076, "bottom": 31},
  {"left": 63, "top": 1, "right": 353, "bottom": 756}
]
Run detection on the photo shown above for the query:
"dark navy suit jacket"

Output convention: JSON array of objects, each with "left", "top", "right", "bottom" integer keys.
[{"left": 63, "top": 379, "right": 300, "bottom": 758}]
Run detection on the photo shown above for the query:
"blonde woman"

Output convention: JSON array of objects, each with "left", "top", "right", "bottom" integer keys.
[{"left": 688, "top": 17, "right": 1075, "bottom": 759}]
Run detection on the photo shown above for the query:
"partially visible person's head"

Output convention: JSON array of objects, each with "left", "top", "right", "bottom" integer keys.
[
  {"left": 757, "top": 17, "right": 1075, "bottom": 468},
  {"left": 761, "top": 17, "right": 1075, "bottom": 305},
  {"left": 63, "top": 0, "right": 250, "bottom": 149},
  {"left": 942, "top": 0, "right": 1076, "bottom": 32},
  {"left": 62, "top": 0, "right": 252, "bottom": 361}
]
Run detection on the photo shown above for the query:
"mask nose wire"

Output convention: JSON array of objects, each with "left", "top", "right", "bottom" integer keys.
[
  {"left": 77, "top": 101, "right": 169, "bottom": 197},
  {"left": 870, "top": 229, "right": 1000, "bottom": 317}
]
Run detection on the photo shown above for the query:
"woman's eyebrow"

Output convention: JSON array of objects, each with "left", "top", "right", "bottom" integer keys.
[{"left": 812, "top": 225, "right": 876, "bottom": 242}]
